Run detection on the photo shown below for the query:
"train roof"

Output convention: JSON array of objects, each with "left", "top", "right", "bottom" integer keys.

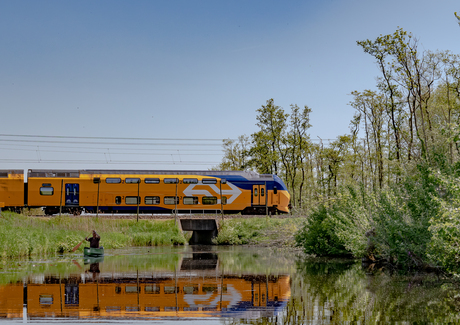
[
  {"left": 27, "top": 169, "right": 276, "bottom": 181},
  {"left": 0, "top": 170, "right": 23, "bottom": 177}
]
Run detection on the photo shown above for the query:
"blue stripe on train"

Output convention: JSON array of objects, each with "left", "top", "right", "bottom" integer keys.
[{"left": 207, "top": 174, "right": 288, "bottom": 191}]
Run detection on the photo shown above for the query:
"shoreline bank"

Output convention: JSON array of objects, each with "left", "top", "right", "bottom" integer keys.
[{"left": 0, "top": 212, "right": 305, "bottom": 258}]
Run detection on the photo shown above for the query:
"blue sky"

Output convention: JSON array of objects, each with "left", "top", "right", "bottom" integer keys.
[{"left": 1, "top": 0, "right": 459, "bottom": 171}]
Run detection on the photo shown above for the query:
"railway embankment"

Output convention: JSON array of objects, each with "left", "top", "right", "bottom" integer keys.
[
  {"left": 213, "top": 216, "right": 305, "bottom": 247},
  {"left": 0, "top": 211, "right": 305, "bottom": 258}
]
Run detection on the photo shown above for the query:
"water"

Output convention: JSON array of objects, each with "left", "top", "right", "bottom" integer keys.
[{"left": 0, "top": 246, "right": 459, "bottom": 324}]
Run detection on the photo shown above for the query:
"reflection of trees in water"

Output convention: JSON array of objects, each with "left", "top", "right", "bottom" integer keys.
[
  {"left": 223, "top": 259, "right": 460, "bottom": 324},
  {"left": 218, "top": 249, "right": 298, "bottom": 275},
  {"left": 291, "top": 260, "right": 460, "bottom": 323}
]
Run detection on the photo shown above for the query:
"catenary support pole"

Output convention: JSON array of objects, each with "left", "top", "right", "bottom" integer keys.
[
  {"left": 96, "top": 181, "right": 100, "bottom": 218},
  {"left": 59, "top": 179, "right": 63, "bottom": 217},
  {"left": 137, "top": 180, "right": 140, "bottom": 222}
]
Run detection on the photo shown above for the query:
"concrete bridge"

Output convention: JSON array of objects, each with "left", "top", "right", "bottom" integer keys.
[{"left": 179, "top": 218, "right": 218, "bottom": 245}]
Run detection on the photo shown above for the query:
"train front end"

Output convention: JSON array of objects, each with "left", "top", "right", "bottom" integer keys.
[{"left": 272, "top": 174, "right": 290, "bottom": 214}]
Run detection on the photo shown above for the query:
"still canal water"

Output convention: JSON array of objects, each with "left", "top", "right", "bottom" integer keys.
[{"left": 0, "top": 246, "right": 459, "bottom": 324}]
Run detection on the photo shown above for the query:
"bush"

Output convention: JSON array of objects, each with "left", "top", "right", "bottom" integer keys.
[
  {"left": 295, "top": 205, "right": 350, "bottom": 256},
  {"left": 427, "top": 172, "right": 460, "bottom": 273},
  {"left": 295, "top": 165, "right": 441, "bottom": 270}
]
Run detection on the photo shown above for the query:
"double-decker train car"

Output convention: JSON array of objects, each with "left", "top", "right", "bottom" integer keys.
[
  {"left": 0, "top": 274, "right": 291, "bottom": 319},
  {"left": 0, "top": 169, "right": 290, "bottom": 215},
  {"left": 0, "top": 170, "right": 24, "bottom": 210}
]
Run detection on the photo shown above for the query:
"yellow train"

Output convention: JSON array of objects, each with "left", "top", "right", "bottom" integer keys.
[
  {"left": 0, "top": 169, "right": 290, "bottom": 215},
  {"left": 0, "top": 274, "right": 290, "bottom": 319}
]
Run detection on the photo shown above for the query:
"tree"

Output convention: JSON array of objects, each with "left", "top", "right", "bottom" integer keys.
[
  {"left": 357, "top": 33, "right": 402, "bottom": 163},
  {"left": 350, "top": 90, "right": 386, "bottom": 189},
  {"left": 284, "top": 104, "right": 312, "bottom": 208},
  {"left": 215, "top": 135, "right": 250, "bottom": 171},
  {"left": 249, "top": 99, "right": 287, "bottom": 175}
]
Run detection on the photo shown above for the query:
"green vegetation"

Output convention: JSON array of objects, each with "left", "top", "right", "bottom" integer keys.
[
  {"left": 295, "top": 169, "right": 442, "bottom": 271},
  {"left": 214, "top": 217, "right": 303, "bottom": 247},
  {"left": 286, "top": 260, "right": 460, "bottom": 323},
  {"left": 0, "top": 212, "right": 186, "bottom": 258},
  {"left": 216, "top": 26, "right": 460, "bottom": 274}
]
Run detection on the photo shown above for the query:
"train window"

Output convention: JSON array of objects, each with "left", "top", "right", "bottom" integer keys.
[
  {"left": 183, "top": 178, "right": 198, "bottom": 184},
  {"left": 164, "top": 178, "right": 178, "bottom": 184},
  {"left": 202, "top": 284, "right": 218, "bottom": 293},
  {"left": 202, "top": 179, "right": 217, "bottom": 184},
  {"left": 145, "top": 178, "right": 160, "bottom": 184},
  {"left": 145, "top": 306, "right": 160, "bottom": 311},
  {"left": 273, "top": 186, "right": 278, "bottom": 194},
  {"left": 42, "top": 183, "right": 52, "bottom": 187},
  {"left": 164, "top": 196, "right": 179, "bottom": 205},
  {"left": 125, "top": 286, "right": 139, "bottom": 293},
  {"left": 183, "top": 285, "right": 198, "bottom": 294},
  {"left": 0, "top": 172, "right": 8, "bottom": 178},
  {"left": 125, "top": 196, "right": 140, "bottom": 205},
  {"left": 164, "top": 286, "right": 178, "bottom": 294},
  {"left": 106, "top": 178, "right": 121, "bottom": 184},
  {"left": 125, "top": 178, "right": 140, "bottom": 184},
  {"left": 115, "top": 286, "right": 122, "bottom": 294},
  {"left": 145, "top": 284, "right": 160, "bottom": 294},
  {"left": 115, "top": 196, "right": 121, "bottom": 205},
  {"left": 183, "top": 307, "right": 198, "bottom": 311},
  {"left": 40, "top": 187, "right": 54, "bottom": 196},
  {"left": 221, "top": 179, "right": 227, "bottom": 184},
  {"left": 261, "top": 188, "right": 265, "bottom": 196},
  {"left": 202, "top": 196, "right": 217, "bottom": 205},
  {"left": 183, "top": 197, "right": 198, "bottom": 205},
  {"left": 145, "top": 196, "right": 160, "bottom": 205},
  {"left": 222, "top": 196, "right": 227, "bottom": 205},
  {"left": 39, "top": 295, "right": 53, "bottom": 305},
  {"left": 254, "top": 188, "right": 258, "bottom": 196}
]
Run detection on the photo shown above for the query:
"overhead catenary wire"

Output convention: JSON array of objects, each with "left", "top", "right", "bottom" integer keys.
[
  {"left": 0, "top": 133, "right": 338, "bottom": 168},
  {"left": 0, "top": 139, "right": 224, "bottom": 146},
  {"left": 0, "top": 133, "right": 228, "bottom": 167},
  {"left": 0, "top": 143, "right": 223, "bottom": 152},
  {"left": 0, "top": 134, "right": 229, "bottom": 141},
  {"left": 0, "top": 158, "right": 220, "bottom": 165},
  {"left": 0, "top": 146, "right": 222, "bottom": 156}
]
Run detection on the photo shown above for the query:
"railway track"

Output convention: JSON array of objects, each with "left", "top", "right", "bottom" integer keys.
[{"left": 28, "top": 213, "right": 294, "bottom": 219}]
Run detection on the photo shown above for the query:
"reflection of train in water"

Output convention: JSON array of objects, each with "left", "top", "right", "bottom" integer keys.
[
  {"left": 0, "top": 273, "right": 290, "bottom": 319},
  {"left": 0, "top": 169, "right": 290, "bottom": 215}
]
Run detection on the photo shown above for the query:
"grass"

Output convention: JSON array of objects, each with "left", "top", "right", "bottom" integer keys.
[
  {"left": 0, "top": 211, "right": 186, "bottom": 258},
  {"left": 214, "top": 216, "right": 305, "bottom": 247}
]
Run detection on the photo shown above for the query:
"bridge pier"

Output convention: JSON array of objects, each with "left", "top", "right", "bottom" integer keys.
[{"left": 180, "top": 219, "right": 218, "bottom": 245}]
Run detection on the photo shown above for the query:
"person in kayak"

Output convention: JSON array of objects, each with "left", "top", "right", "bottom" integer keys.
[{"left": 85, "top": 230, "right": 101, "bottom": 248}]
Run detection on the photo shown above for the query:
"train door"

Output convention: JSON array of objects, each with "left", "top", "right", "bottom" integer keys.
[
  {"left": 65, "top": 184, "right": 79, "bottom": 206},
  {"left": 252, "top": 185, "right": 266, "bottom": 206},
  {"left": 252, "top": 282, "right": 267, "bottom": 307},
  {"left": 272, "top": 186, "right": 279, "bottom": 205}
]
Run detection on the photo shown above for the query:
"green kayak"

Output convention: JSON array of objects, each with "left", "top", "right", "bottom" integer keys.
[
  {"left": 83, "top": 247, "right": 104, "bottom": 257},
  {"left": 84, "top": 256, "right": 104, "bottom": 265}
]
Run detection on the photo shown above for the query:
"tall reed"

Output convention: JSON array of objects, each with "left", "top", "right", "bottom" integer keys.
[{"left": 0, "top": 212, "right": 186, "bottom": 258}]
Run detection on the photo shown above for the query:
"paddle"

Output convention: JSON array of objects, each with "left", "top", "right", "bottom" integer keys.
[
  {"left": 71, "top": 259, "right": 82, "bottom": 270},
  {"left": 71, "top": 233, "right": 92, "bottom": 253}
]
